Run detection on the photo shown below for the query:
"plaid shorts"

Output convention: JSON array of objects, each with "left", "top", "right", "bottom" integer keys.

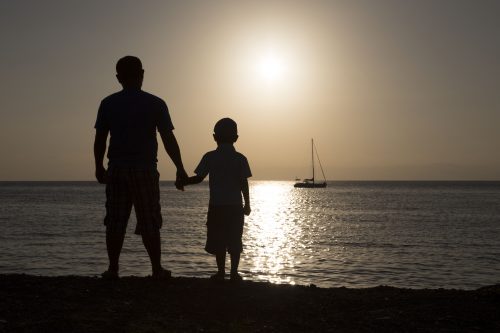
[{"left": 104, "top": 167, "right": 162, "bottom": 235}]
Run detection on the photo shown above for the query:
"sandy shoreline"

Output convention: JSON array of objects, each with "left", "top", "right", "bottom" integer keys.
[{"left": 1, "top": 274, "right": 499, "bottom": 332}]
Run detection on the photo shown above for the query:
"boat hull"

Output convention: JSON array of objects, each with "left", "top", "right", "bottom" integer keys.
[{"left": 294, "top": 182, "right": 327, "bottom": 188}]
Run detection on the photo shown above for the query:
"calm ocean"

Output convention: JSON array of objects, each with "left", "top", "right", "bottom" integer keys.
[{"left": 0, "top": 181, "right": 499, "bottom": 289}]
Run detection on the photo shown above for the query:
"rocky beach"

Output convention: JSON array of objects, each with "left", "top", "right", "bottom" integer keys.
[{"left": 1, "top": 274, "right": 499, "bottom": 332}]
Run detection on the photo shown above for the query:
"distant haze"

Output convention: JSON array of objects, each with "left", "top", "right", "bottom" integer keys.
[{"left": 1, "top": 1, "right": 499, "bottom": 180}]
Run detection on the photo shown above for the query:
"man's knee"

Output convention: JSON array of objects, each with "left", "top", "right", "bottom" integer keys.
[
  {"left": 106, "top": 227, "right": 126, "bottom": 238},
  {"left": 139, "top": 229, "right": 160, "bottom": 239}
]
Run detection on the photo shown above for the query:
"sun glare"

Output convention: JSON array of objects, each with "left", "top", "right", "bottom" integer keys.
[
  {"left": 245, "top": 182, "right": 300, "bottom": 284},
  {"left": 255, "top": 51, "right": 287, "bottom": 82}
]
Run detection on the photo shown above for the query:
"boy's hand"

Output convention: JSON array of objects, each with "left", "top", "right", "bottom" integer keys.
[{"left": 243, "top": 205, "right": 251, "bottom": 216}]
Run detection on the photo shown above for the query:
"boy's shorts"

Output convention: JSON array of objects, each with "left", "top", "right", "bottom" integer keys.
[
  {"left": 104, "top": 167, "right": 162, "bottom": 235},
  {"left": 205, "top": 205, "right": 244, "bottom": 255}
]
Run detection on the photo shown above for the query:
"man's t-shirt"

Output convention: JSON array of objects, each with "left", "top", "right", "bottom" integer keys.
[
  {"left": 194, "top": 144, "right": 252, "bottom": 206},
  {"left": 94, "top": 89, "right": 174, "bottom": 168}
]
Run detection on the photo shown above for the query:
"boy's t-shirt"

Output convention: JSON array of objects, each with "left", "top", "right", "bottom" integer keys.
[
  {"left": 195, "top": 144, "right": 252, "bottom": 206},
  {"left": 94, "top": 88, "right": 174, "bottom": 168}
]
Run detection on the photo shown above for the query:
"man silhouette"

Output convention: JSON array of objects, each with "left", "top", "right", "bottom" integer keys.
[{"left": 94, "top": 56, "right": 187, "bottom": 279}]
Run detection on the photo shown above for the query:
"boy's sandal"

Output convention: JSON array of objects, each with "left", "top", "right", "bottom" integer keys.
[
  {"left": 152, "top": 268, "right": 172, "bottom": 280},
  {"left": 230, "top": 272, "right": 243, "bottom": 282},
  {"left": 101, "top": 270, "right": 119, "bottom": 280}
]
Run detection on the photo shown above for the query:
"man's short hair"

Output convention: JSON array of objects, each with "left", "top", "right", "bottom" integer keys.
[{"left": 116, "top": 56, "right": 143, "bottom": 77}]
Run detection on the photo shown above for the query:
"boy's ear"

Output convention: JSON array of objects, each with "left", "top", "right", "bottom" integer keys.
[
  {"left": 213, "top": 134, "right": 217, "bottom": 142},
  {"left": 234, "top": 135, "right": 239, "bottom": 142}
]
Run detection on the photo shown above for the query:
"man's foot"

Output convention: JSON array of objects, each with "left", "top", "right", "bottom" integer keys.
[
  {"left": 152, "top": 268, "right": 172, "bottom": 280},
  {"left": 230, "top": 272, "right": 243, "bottom": 282},
  {"left": 210, "top": 272, "right": 225, "bottom": 282},
  {"left": 101, "top": 270, "right": 119, "bottom": 280}
]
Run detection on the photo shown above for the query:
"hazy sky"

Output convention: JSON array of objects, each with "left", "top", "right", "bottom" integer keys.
[{"left": 1, "top": 0, "right": 499, "bottom": 180}]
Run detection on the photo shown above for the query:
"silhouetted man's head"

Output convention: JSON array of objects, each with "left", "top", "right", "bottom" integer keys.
[
  {"left": 116, "top": 56, "right": 144, "bottom": 89},
  {"left": 213, "top": 118, "right": 238, "bottom": 144}
]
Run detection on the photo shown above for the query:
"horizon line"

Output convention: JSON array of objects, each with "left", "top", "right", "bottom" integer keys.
[{"left": 1, "top": 179, "right": 500, "bottom": 182}]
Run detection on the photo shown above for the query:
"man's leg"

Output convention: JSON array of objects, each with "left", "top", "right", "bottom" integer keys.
[
  {"left": 141, "top": 230, "right": 163, "bottom": 275},
  {"left": 106, "top": 230, "right": 126, "bottom": 273},
  {"left": 131, "top": 169, "right": 167, "bottom": 277},
  {"left": 103, "top": 168, "right": 132, "bottom": 277}
]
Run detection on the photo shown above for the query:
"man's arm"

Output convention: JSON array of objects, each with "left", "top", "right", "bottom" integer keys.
[
  {"left": 159, "top": 129, "right": 188, "bottom": 189},
  {"left": 241, "top": 178, "right": 251, "bottom": 216},
  {"left": 94, "top": 129, "right": 109, "bottom": 184}
]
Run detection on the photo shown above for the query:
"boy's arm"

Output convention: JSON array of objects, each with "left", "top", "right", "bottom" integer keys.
[
  {"left": 241, "top": 178, "right": 251, "bottom": 216},
  {"left": 185, "top": 175, "right": 205, "bottom": 185}
]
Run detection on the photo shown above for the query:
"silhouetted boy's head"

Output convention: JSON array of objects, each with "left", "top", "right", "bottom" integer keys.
[
  {"left": 213, "top": 118, "right": 238, "bottom": 144},
  {"left": 116, "top": 56, "right": 144, "bottom": 89}
]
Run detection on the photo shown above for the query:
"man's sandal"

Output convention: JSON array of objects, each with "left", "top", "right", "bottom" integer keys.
[
  {"left": 152, "top": 268, "right": 172, "bottom": 280},
  {"left": 101, "top": 270, "right": 119, "bottom": 280},
  {"left": 210, "top": 272, "right": 225, "bottom": 282}
]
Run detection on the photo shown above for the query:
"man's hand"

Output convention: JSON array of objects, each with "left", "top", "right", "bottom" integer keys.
[
  {"left": 95, "top": 166, "right": 107, "bottom": 184},
  {"left": 175, "top": 168, "right": 188, "bottom": 191},
  {"left": 160, "top": 129, "right": 188, "bottom": 191},
  {"left": 94, "top": 129, "right": 109, "bottom": 184},
  {"left": 243, "top": 205, "right": 251, "bottom": 216}
]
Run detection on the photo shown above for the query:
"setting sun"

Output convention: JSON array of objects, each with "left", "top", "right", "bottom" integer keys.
[{"left": 255, "top": 51, "right": 287, "bottom": 82}]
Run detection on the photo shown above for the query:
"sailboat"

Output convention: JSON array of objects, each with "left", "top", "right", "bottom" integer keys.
[{"left": 294, "top": 139, "right": 327, "bottom": 188}]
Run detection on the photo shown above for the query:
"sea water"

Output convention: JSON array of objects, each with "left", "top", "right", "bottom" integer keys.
[{"left": 0, "top": 181, "right": 499, "bottom": 289}]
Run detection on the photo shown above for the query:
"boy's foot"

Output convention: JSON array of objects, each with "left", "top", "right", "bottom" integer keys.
[
  {"left": 210, "top": 272, "right": 225, "bottom": 282},
  {"left": 152, "top": 268, "right": 172, "bottom": 280},
  {"left": 230, "top": 272, "right": 243, "bottom": 282},
  {"left": 101, "top": 270, "right": 119, "bottom": 280}
]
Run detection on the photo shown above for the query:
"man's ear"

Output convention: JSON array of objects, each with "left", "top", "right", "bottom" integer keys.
[{"left": 234, "top": 135, "right": 239, "bottom": 142}]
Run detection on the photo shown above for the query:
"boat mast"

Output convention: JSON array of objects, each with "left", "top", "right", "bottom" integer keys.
[
  {"left": 311, "top": 138, "right": 315, "bottom": 184},
  {"left": 313, "top": 141, "right": 327, "bottom": 183}
]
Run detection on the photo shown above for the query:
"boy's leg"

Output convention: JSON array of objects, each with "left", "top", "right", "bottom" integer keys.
[
  {"left": 228, "top": 206, "right": 244, "bottom": 279},
  {"left": 230, "top": 252, "right": 240, "bottom": 275},
  {"left": 216, "top": 250, "right": 226, "bottom": 274}
]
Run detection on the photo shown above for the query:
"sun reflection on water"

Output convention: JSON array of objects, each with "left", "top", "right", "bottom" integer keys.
[{"left": 244, "top": 181, "right": 301, "bottom": 285}]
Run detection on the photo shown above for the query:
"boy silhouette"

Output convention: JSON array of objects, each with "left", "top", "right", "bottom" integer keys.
[{"left": 183, "top": 118, "right": 251, "bottom": 281}]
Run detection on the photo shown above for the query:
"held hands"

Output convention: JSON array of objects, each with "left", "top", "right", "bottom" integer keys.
[
  {"left": 175, "top": 168, "right": 188, "bottom": 191},
  {"left": 243, "top": 205, "right": 251, "bottom": 216}
]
